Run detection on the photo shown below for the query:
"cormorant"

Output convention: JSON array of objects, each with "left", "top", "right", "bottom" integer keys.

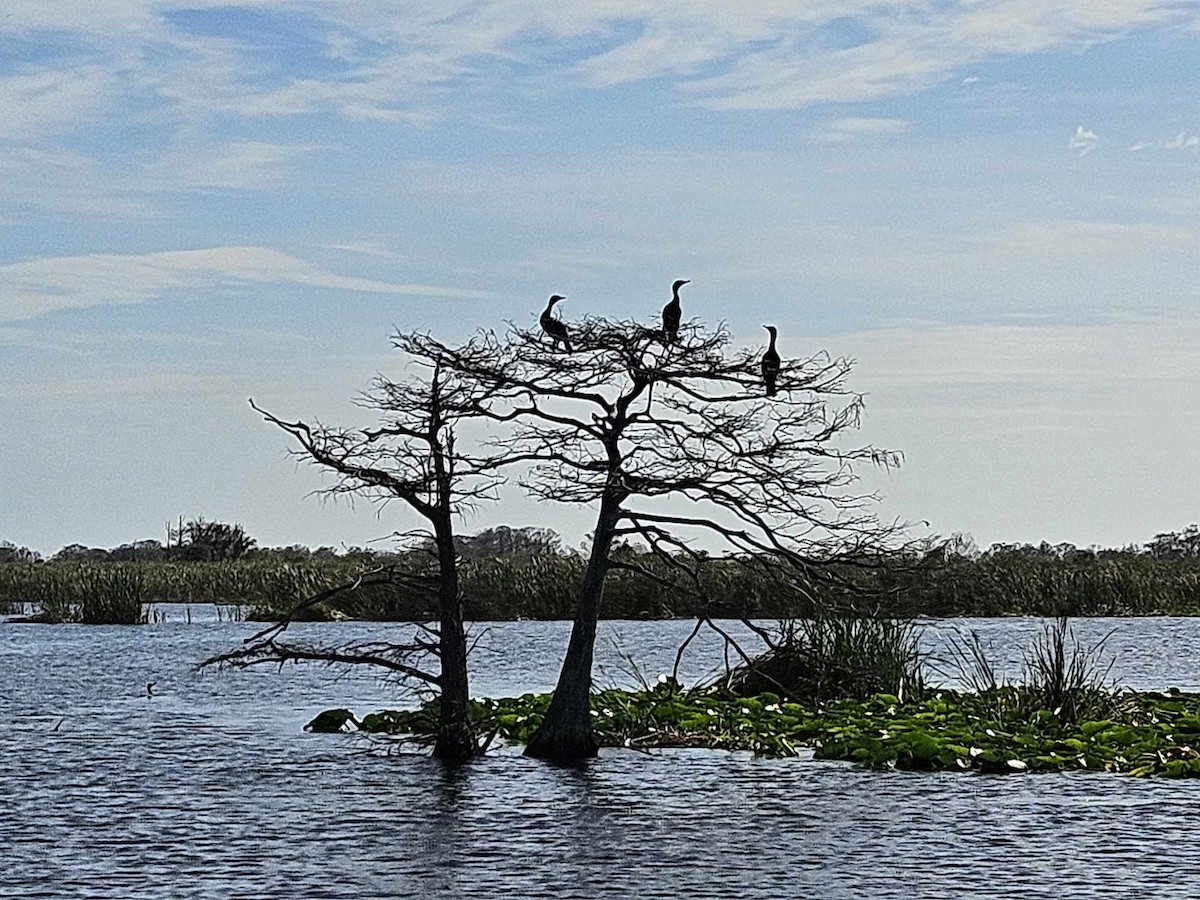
[
  {"left": 761, "top": 325, "right": 781, "bottom": 397},
  {"left": 540, "top": 294, "right": 572, "bottom": 352},
  {"left": 662, "top": 279, "right": 689, "bottom": 344}
]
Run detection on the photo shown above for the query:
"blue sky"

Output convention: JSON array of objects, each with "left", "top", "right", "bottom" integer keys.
[{"left": 2, "top": 2, "right": 1199, "bottom": 554}]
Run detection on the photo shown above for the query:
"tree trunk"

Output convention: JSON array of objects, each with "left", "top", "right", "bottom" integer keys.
[
  {"left": 431, "top": 514, "right": 477, "bottom": 763},
  {"left": 524, "top": 496, "right": 620, "bottom": 761}
]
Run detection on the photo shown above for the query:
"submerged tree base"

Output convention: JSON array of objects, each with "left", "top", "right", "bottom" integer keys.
[{"left": 311, "top": 682, "right": 1200, "bottom": 777}]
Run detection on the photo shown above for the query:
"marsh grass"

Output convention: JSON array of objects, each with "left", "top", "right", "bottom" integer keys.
[
  {"left": 1022, "top": 616, "right": 1116, "bottom": 722},
  {"left": 28, "top": 564, "right": 148, "bottom": 624},
  {"left": 723, "top": 615, "right": 926, "bottom": 704},
  {"left": 945, "top": 616, "right": 1116, "bottom": 725},
  {"left": 4, "top": 546, "right": 1200, "bottom": 620}
]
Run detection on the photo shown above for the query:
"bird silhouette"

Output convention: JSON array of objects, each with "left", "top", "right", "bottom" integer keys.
[
  {"left": 662, "top": 279, "right": 689, "bottom": 344},
  {"left": 540, "top": 295, "right": 572, "bottom": 352},
  {"left": 761, "top": 325, "right": 781, "bottom": 397}
]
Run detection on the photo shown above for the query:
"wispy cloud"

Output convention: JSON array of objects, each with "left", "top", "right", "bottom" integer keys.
[
  {"left": 1069, "top": 124, "right": 1099, "bottom": 156},
  {"left": 812, "top": 117, "right": 910, "bottom": 143},
  {"left": 0, "top": 1, "right": 1195, "bottom": 139},
  {"left": 328, "top": 242, "right": 394, "bottom": 257},
  {"left": 1130, "top": 132, "right": 1200, "bottom": 152},
  {"left": 0, "top": 247, "right": 487, "bottom": 324},
  {"left": 0, "top": 67, "right": 117, "bottom": 141},
  {"left": 143, "top": 140, "right": 314, "bottom": 191}
]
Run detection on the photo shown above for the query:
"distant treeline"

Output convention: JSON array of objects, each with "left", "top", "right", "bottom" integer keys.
[{"left": 3, "top": 524, "right": 1200, "bottom": 619}]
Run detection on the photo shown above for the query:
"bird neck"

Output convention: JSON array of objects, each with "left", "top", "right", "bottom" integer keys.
[{"left": 767, "top": 331, "right": 777, "bottom": 351}]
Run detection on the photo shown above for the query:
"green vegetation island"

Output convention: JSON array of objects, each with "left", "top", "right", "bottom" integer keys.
[{"left": 306, "top": 617, "right": 1200, "bottom": 779}]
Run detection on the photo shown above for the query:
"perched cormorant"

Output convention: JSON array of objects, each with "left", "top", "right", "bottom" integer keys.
[
  {"left": 662, "top": 279, "right": 689, "bottom": 344},
  {"left": 540, "top": 294, "right": 572, "bottom": 352},
  {"left": 761, "top": 325, "right": 781, "bottom": 397}
]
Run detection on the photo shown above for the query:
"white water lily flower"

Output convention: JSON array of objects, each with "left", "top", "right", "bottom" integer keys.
[
  {"left": 886, "top": 706, "right": 897, "bottom": 715},
  {"left": 740, "top": 707, "right": 751, "bottom": 715},
  {"left": 657, "top": 674, "right": 669, "bottom": 684},
  {"left": 969, "top": 747, "right": 983, "bottom": 758},
  {"left": 589, "top": 709, "right": 599, "bottom": 717},
  {"left": 985, "top": 728, "right": 996, "bottom": 737},
  {"left": 1007, "top": 759, "right": 1028, "bottom": 771},
  {"left": 879, "top": 730, "right": 890, "bottom": 739},
  {"left": 764, "top": 704, "right": 780, "bottom": 713},
  {"left": 956, "top": 758, "right": 970, "bottom": 769},
  {"left": 603, "top": 708, "right": 614, "bottom": 717},
  {"left": 706, "top": 708, "right": 717, "bottom": 716}
]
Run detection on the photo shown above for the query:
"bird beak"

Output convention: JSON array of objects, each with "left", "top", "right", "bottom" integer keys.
[{"left": 681, "top": 280, "right": 690, "bottom": 285}]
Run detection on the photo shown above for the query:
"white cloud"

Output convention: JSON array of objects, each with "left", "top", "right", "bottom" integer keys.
[
  {"left": 0, "top": 1, "right": 1194, "bottom": 136},
  {"left": 1130, "top": 132, "right": 1200, "bottom": 152},
  {"left": 144, "top": 140, "right": 312, "bottom": 190},
  {"left": 812, "top": 117, "right": 911, "bottom": 143},
  {"left": 329, "top": 242, "right": 393, "bottom": 257},
  {"left": 1069, "top": 124, "right": 1099, "bottom": 156},
  {"left": 0, "top": 247, "right": 488, "bottom": 323},
  {"left": 0, "top": 67, "right": 116, "bottom": 141}
]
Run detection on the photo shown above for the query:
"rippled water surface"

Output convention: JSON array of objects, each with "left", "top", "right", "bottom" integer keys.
[{"left": 3, "top": 613, "right": 1200, "bottom": 898}]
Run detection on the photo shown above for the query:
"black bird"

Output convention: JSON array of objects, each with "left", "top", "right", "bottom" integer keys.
[
  {"left": 761, "top": 325, "right": 781, "bottom": 397},
  {"left": 662, "top": 279, "right": 689, "bottom": 344},
  {"left": 540, "top": 294, "right": 572, "bottom": 352}
]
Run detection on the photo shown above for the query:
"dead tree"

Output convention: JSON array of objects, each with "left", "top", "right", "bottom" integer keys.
[
  {"left": 417, "top": 316, "right": 903, "bottom": 761},
  {"left": 211, "top": 335, "right": 518, "bottom": 762}
]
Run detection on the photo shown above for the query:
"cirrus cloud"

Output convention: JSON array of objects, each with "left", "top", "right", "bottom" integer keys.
[{"left": 0, "top": 246, "right": 487, "bottom": 324}]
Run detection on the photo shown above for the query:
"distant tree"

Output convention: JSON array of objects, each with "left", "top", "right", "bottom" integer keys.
[
  {"left": 0, "top": 541, "right": 40, "bottom": 564},
  {"left": 252, "top": 544, "right": 314, "bottom": 562},
  {"left": 169, "top": 518, "right": 256, "bottom": 561},
  {"left": 108, "top": 540, "right": 166, "bottom": 562},
  {"left": 446, "top": 525, "right": 563, "bottom": 559},
  {"left": 1146, "top": 525, "right": 1200, "bottom": 560},
  {"left": 53, "top": 543, "right": 106, "bottom": 562}
]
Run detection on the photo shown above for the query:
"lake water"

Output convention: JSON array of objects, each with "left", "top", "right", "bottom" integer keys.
[{"left": 3, "top": 613, "right": 1200, "bottom": 898}]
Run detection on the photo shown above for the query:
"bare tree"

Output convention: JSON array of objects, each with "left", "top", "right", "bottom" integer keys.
[
  {"left": 209, "top": 335, "right": 517, "bottom": 762},
  {"left": 417, "top": 315, "right": 903, "bottom": 760}
]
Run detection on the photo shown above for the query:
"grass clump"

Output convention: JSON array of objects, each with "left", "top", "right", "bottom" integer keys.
[
  {"left": 946, "top": 616, "right": 1117, "bottom": 727},
  {"left": 720, "top": 616, "right": 925, "bottom": 705},
  {"left": 32, "top": 564, "right": 147, "bottom": 624}
]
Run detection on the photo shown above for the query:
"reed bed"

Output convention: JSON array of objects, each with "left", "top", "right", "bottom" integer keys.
[{"left": 3, "top": 549, "right": 1200, "bottom": 622}]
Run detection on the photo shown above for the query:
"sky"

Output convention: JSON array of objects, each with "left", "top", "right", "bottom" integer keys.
[{"left": 2, "top": 1, "right": 1199, "bottom": 556}]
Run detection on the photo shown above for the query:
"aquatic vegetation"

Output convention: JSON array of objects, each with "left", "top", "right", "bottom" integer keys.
[
  {"left": 10, "top": 564, "right": 148, "bottom": 624},
  {"left": 4, "top": 541, "right": 1200, "bottom": 620},
  {"left": 721, "top": 616, "right": 925, "bottom": 705},
  {"left": 314, "top": 684, "right": 1200, "bottom": 777}
]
